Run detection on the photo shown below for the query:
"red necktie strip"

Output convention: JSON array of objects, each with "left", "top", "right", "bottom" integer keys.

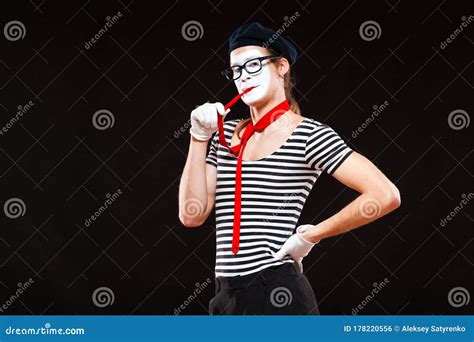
[{"left": 216, "top": 97, "right": 290, "bottom": 255}]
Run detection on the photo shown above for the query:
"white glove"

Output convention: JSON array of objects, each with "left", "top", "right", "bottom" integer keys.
[
  {"left": 273, "top": 224, "right": 320, "bottom": 273},
  {"left": 189, "top": 102, "right": 230, "bottom": 141}
]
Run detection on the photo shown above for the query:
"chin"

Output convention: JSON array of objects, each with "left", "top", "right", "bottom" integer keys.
[
  {"left": 241, "top": 93, "right": 271, "bottom": 107},
  {"left": 242, "top": 98, "right": 262, "bottom": 107}
]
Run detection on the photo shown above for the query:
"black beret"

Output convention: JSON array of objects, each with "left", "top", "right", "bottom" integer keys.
[{"left": 228, "top": 22, "right": 297, "bottom": 64}]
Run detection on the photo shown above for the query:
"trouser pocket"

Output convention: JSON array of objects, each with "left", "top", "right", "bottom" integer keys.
[{"left": 263, "top": 274, "right": 319, "bottom": 315}]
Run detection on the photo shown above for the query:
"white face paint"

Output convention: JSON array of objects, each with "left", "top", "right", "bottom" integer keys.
[{"left": 230, "top": 48, "right": 275, "bottom": 106}]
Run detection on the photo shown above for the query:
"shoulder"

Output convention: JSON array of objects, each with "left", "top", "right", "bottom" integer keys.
[
  {"left": 300, "top": 116, "right": 325, "bottom": 125},
  {"left": 298, "top": 116, "right": 327, "bottom": 133},
  {"left": 300, "top": 117, "right": 348, "bottom": 146}
]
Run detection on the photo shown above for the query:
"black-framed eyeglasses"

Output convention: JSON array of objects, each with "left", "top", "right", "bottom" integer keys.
[{"left": 221, "top": 55, "right": 281, "bottom": 81}]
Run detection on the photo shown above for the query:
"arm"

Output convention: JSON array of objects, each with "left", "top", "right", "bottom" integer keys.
[
  {"left": 178, "top": 101, "right": 226, "bottom": 227},
  {"left": 178, "top": 136, "right": 217, "bottom": 227},
  {"left": 300, "top": 151, "right": 401, "bottom": 242}
]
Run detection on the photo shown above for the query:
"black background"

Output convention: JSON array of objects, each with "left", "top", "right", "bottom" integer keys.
[{"left": 0, "top": 0, "right": 472, "bottom": 315}]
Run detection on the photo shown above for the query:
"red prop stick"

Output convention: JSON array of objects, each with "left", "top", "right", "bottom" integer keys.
[{"left": 217, "top": 86, "right": 255, "bottom": 148}]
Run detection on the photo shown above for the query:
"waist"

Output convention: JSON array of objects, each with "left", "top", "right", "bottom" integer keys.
[{"left": 215, "top": 262, "right": 300, "bottom": 292}]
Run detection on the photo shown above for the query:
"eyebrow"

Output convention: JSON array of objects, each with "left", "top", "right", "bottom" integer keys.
[{"left": 230, "top": 56, "right": 260, "bottom": 67}]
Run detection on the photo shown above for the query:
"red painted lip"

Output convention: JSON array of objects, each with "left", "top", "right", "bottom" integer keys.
[
  {"left": 242, "top": 86, "right": 256, "bottom": 95},
  {"left": 242, "top": 85, "right": 259, "bottom": 93}
]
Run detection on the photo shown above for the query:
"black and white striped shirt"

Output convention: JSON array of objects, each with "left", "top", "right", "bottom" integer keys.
[{"left": 206, "top": 117, "right": 354, "bottom": 278}]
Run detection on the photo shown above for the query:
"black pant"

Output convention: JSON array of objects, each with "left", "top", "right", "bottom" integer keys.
[{"left": 209, "top": 262, "right": 320, "bottom": 315}]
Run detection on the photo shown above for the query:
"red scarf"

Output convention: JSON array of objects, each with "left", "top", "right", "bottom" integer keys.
[{"left": 217, "top": 100, "right": 291, "bottom": 254}]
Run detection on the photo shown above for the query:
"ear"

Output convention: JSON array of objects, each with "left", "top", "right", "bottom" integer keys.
[{"left": 278, "top": 58, "right": 290, "bottom": 77}]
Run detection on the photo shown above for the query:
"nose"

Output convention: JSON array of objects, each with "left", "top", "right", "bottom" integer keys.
[{"left": 240, "top": 67, "right": 252, "bottom": 82}]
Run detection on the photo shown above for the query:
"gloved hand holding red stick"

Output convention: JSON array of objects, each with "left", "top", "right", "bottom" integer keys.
[{"left": 189, "top": 87, "right": 255, "bottom": 143}]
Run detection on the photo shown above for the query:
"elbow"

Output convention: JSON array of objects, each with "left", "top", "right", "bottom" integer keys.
[
  {"left": 179, "top": 213, "right": 205, "bottom": 228},
  {"left": 178, "top": 197, "right": 208, "bottom": 227},
  {"left": 179, "top": 203, "right": 208, "bottom": 227},
  {"left": 381, "top": 183, "right": 401, "bottom": 211}
]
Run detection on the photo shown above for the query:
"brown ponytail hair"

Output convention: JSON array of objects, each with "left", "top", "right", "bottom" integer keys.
[{"left": 234, "top": 55, "right": 301, "bottom": 139}]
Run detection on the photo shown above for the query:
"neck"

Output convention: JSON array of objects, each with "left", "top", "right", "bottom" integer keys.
[{"left": 250, "top": 94, "right": 287, "bottom": 125}]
